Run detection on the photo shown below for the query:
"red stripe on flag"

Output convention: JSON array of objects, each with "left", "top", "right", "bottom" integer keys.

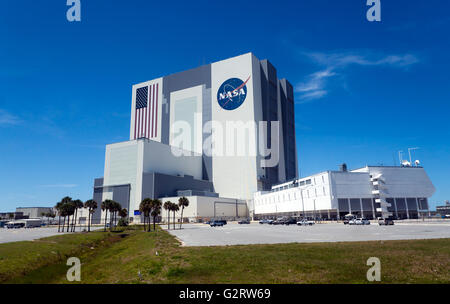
[
  {"left": 149, "top": 85, "right": 152, "bottom": 138},
  {"left": 134, "top": 108, "right": 137, "bottom": 139},
  {"left": 151, "top": 84, "right": 155, "bottom": 138},
  {"left": 155, "top": 83, "right": 158, "bottom": 138},
  {"left": 144, "top": 106, "right": 147, "bottom": 139}
]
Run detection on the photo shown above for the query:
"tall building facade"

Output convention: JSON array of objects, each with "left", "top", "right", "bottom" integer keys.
[{"left": 92, "top": 53, "right": 298, "bottom": 222}]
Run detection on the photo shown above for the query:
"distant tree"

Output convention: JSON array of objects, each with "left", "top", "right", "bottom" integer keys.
[
  {"left": 45, "top": 211, "right": 55, "bottom": 226},
  {"left": 139, "top": 198, "right": 152, "bottom": 232},
  {"left": 163, "top": 201, "right": 172, "bottom": 229},
  {"left": 101, "top": 200, "right": 112, "bottom": 232},
  {"left": 151, "top": 199, "right": 162, "bottom": 231},
  {"left": 178, "top": 197, "right": 189, "bottom": 229},
  {"left": 171, "top": 203, "right": 179, "bottom": 230},
  {"left": 84, "top": 199, "right": 97, "bottom": 232},
  {"left": 71, "top": 199, "right": 84, "bottom": 232},
  {"left": 58, "top": 196, "right": 72, "bottom": 233},
  {"left": 118, "top": 208, "right": 128, "bottom": 227},
  {"left": 114, "top": 202, "right": 123, "bottom": 229}
]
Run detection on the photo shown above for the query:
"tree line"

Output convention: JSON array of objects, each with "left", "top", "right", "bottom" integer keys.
[
  {"left": 53, "top": 195, "right": 190, "bottom": 233},
  {"left": 138, "top": 196, "right": 189, "bottom": 231},
  {"left": 54, "top": 196, "right": 127, "bottom": 233}
]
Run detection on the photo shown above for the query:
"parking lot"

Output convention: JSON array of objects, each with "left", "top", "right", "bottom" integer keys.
[
  {"left": 0, "top": 226, "right": 102, "bottom": 244},
  {"left": 164, "top": 222, "right": 450, "bottom": 246}
]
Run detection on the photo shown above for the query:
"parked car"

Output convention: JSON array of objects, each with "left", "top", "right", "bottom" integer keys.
[
  {"left": 210, "top": 221, "right": 224, "bottom": 227},
  {"left": 378, "top": 217, "right": 394, "bottom": 225},
  {"left": 360, "top": 218, "right": 371, "bottom": 225},
  {"left": 272, "top": 218, "right": 286, "bottom": 225},
  {"left": 238, "top": 219, "right": 250, "bottom": 224},
  {"left": 343, "top": 214, "right": 356, "bottom": 225},
  {"left": 259, "top": 219, "right": 273, "bottom": 224},
  {"left": 351, "top": 218, "right": 370, "bottom": 225},
  {"left": 297, "top": 220, "right": 315, "bottom": 226},
  {"left": 284, "top": 218, "right": 298, "bottom": 225}
]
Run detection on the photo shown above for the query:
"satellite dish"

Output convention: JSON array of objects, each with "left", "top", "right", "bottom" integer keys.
[
  {"left": 414, "top": 160, "right": 420, "bottom": 166},
  {"left": 401, "top": 160, "right": 411, "bottom": 167}
]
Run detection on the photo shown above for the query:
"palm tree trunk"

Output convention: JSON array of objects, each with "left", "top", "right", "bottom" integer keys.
[
  {"left": 168, "top": 211, "right": 170, "bottom": 230},
  {"left": 62, "top": 216, "right": 66, "bottom": 232},
  {"left": 180, "top": 207, "right": 184, "bottom": 229},
  {"left": 109, "top": 211, "right": 112, "bottom": 231},
  {"left": 67, "top": 215, "right": 70, "bottom": 232},
  {"left": 104, "top": 210, "right": 108, "bottom": 232},
  {"left": 73, "top": 209, "right": 77, "bottom": 232},
  {"left": 88, "top": 210, "right": 91, "bottom": 232},
  {"left": 58, "top": 215, "right": 61, "bottom": 232},
  {"left": 173, "top": 211, "right": 176, "bottom": 230},
  {"left": 153, "top": 216, "right": 156, "bottom": 231}
]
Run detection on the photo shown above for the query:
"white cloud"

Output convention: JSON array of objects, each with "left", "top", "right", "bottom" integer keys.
[
  {"left": 38, "top": 184, "right": 78, "bottom": 188},
  {"left": 295, "top": 50, "right": 419, "bottom": 102},
  {"left": 295, "top": 69, "right": 336, "bottom": 100},
  {"left": 0, "top": 109, "right": 21, "bottom": 126}
]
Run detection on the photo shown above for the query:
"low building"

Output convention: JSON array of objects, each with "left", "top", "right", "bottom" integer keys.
[
  {"left": 0, "top": 211, "right": 28, "bottom": 220},
  {"left": 16, "top": 207, "right": 53, "bottom": 219},
  {"left": 436, "top": 201, "right": 450, "bottom": 216},
  {"left": 159, "top": 194, "right": 248, "bottom": 223},
  {"left": 252, "top": 165, "right": 435, "bottom": 220}
]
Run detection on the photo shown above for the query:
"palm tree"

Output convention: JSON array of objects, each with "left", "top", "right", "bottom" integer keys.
[
  {"left": 163, "top": 201, "right": 172, "bottom": 229},
  {"left": 45, "top": 211, "right": 55, "bottom": 226},
  {"left": 84, "top": 199, "right": 97, "bottom": 232},
  {"left": 60, "top": 202, "right": 72, "bottom": 232},
  {"left": 171, "top": 203, "right": 179, "bottom": 230},
  {"left": 54, "top": 201, "right": 63, "bottom": 232},
  {"left": 139, "top": 198, "right": 152, "bottom": 232},
  {"left": 178, "top": 196, "right": 189, "bottom": 229},
  {"left": 118, "top": 208, "right": 127, "bottom": 218},
  {"left": 111, "top": 201, "right": 121, "bottom": 230},
  {"left": 151, "top": 199, "right": 162, "bottom": 231},
  {"left": 57, "top": 196, "right": 72, "bottom": 233},
  {"left": 71, "top": 199, "right": 84, "bottom": 232},
  {"left": 67, "top": 201, "right": 76, "bottom": 232},
  {"left": 101, "top": 200, "right": 112, "bottom": 232}
]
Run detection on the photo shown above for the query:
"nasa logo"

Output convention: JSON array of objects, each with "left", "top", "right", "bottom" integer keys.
[{"left": 217, "top": 76, "right": 251, "bottom": 110}]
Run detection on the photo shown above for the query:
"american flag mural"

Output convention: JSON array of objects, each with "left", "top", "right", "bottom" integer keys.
[{"left": 133, "top": 82, "right": 160, "bottom": 140}]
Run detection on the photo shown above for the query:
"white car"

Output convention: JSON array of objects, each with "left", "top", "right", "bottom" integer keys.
[
  {"left": 349, "top": 218, "right": 370, "bottom": 225},
  {"left": 297, "top": 220, "right": 315, "bottom": 226}
]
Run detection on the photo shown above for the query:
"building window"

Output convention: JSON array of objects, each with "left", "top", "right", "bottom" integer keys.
[{"left": 418, "top": 198, "right": 428, "bottom": 210}]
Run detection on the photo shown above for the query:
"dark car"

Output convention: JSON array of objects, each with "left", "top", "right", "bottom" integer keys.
[
  {"left": 238, "top": 219, "right": 250, "bottom": 224},
  {"left": 259, "top": 219, "right": 273, "bottom": 224},
  {"left": 216, "top": 220, "right": 227, "bottom": 225},
  {"left": 284, "top": 218, "right": 297, "bottom": 225},
  {"left": 210, "top": 221, "right": 224, "bottom": 227},
  {"left": 378, "top": 217, "right": 394, "bottom": 225}
]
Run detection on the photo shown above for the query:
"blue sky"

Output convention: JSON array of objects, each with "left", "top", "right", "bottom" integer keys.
[{"left": 1, "top": 0, "right": 449, "bottom": 211}]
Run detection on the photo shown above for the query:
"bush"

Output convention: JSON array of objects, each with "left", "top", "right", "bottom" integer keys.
[{"left": 118, "top": 218, "right": 128, "bottom": 227}]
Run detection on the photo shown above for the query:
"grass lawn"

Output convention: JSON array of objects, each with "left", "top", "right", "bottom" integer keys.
[{"left": 0, "top": 226, "right": 449, "bottom": 283}]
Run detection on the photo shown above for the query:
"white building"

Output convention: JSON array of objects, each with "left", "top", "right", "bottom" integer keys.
[{"left": 253, "top": 165, "right": 435, "bottom": 220}]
